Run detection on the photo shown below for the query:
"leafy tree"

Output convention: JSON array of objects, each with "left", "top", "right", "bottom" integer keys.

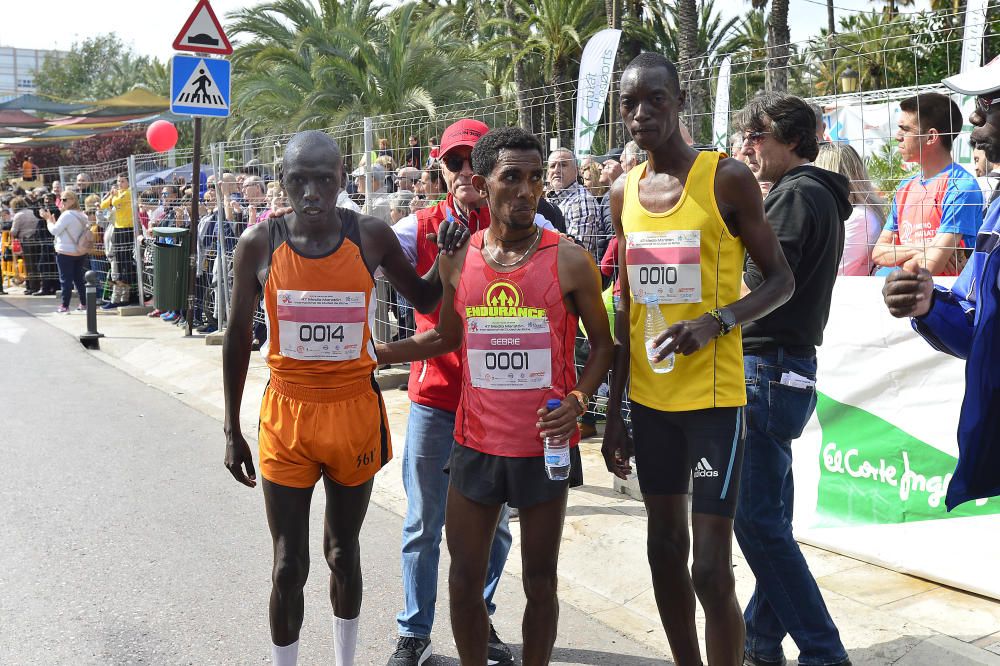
[
  {"left": 750, "top": 0, "right": 791, "bottom": 92},
  {"left": 506, "top": 0, "right": 607, "bottom": 144},
  {"left": 227, "top": 0, "right": 486, "bottom": 144},
  {"left": 33, "top": 35, "right": 167, "bottom": 101},
  {"left": 4, "top": 129, "right": 147, "bottom": 181},
  {"left": 643, "top": 0, "right": 747, "bottom": 142}
]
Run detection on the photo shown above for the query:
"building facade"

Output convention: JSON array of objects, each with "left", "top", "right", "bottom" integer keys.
[{"left": 0, "top": 47, "right": 66, "bottom": 97}]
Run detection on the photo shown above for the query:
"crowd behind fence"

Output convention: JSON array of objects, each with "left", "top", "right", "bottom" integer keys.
[{"left": 1, "top": 6, "right": 993, "bottom": 420}]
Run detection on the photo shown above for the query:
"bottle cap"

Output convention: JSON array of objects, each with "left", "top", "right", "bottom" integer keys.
[{"left": 546, "top": 398, "right": 562, "bottom": 410}]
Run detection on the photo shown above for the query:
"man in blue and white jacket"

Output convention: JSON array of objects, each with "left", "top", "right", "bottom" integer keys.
[{"left": 883, "top": 59, "right": 1000, "bottom": 511}]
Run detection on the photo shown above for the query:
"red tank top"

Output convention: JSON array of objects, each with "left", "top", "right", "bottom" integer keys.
[
  {"left": 896, "top": 175, "right": 965, "bottom": 277},
  {"left": 262, "top": 212, "right": 377, "bottom": 388},
  {"left": 410, "top": 195, "right": 491, "bottom": 412},
  {"left": 454, "top": 228, "right": 579, "bottom": 457}
]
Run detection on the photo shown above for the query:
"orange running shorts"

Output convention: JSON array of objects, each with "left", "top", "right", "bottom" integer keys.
[{"left": 258, "top": 375, "right": 392, "bottom": 488}]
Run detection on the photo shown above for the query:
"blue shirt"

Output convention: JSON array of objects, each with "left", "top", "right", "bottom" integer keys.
[
  {"left": 912, "top": 197, "right": 1000, "bottom": 510},
  {"left": 887, "top": 162, "right": 982, "bottom": 250}
]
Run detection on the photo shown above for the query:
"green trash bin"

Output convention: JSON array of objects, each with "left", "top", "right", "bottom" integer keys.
[{"left": 152, "top": 227, "right": 190, "bottom": 311}]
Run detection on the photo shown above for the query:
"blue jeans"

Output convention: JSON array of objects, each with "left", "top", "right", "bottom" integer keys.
[
  {"left": 56, "top": 253, "right": 89, "bottom": 308},
  {"left": 734, "top": 352, "right": 848, "bottom": 666},
  {"left": 397, "top": 402, "right": 513, "bottom": 638}
]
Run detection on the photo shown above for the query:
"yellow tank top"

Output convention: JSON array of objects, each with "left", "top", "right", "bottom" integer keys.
[{"left": 623, "top": 152, "right": 746, "bottom": 411}]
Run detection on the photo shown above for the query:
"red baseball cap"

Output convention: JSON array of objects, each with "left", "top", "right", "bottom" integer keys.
[{"left": 438, "top": 119, "right": 489, "bottom": 158}]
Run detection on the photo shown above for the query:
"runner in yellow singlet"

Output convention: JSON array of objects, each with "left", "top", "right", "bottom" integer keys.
[{"left": 601, "top": 53, "right": 794, "bottom": 666}]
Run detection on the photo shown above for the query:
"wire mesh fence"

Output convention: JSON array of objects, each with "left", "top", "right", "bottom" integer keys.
[{"left": 2, "top": 3, "right": 994, "bottom": 417}]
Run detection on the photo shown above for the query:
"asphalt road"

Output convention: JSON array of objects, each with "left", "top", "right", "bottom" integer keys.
[{"left": 0, "top": 297, "right": 663, "bottom": 665}]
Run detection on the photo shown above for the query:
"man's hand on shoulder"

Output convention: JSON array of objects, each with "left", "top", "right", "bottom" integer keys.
[
  {"left": 428, "top": 216, "right": 470, "bottom": 256},
  {"left": 883, "top": 267, "right": 934, "bottom": 318}
]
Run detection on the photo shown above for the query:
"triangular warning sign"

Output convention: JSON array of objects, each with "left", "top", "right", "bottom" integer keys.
[
  {"left": 173, "top": 60, "right": 228, "bottom": 110},
  {"left": 173, "top": 0, "right": 233, "bottom": 55}
]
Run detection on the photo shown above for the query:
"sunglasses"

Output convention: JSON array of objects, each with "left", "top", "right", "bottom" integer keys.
[
  {"left": 59, "top": 197, "right": 71, "bottom": 202},
  {"left": 977, "top": 95, "right": 1000, "bottom": 114},
  {"left": 742, "top": 130, "right": 773, "bottom": 146},
  {"left": 443, "top": 154, "right": 471, "bottom": 173}
]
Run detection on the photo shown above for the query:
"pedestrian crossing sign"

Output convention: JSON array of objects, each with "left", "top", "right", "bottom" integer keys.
[{"left": 170, "top": 55, "right": 231, "bottom": 118}]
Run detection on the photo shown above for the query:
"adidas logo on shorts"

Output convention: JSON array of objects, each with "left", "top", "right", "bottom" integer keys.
[{"left": 693, "top": 457, "right": 719, "bottom": 478}]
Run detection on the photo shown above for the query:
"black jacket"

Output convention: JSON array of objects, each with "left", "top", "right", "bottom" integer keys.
[{"left": 743, "top": 164, "right": 852, "bottom": 353}]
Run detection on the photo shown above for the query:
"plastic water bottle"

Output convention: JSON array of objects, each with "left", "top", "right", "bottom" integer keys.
[
  {"left": 542, "top": 398, "right": 571, "bottom": 481},
  {"left": 643, "top": 295, "right": 674, "bottom": 374}
]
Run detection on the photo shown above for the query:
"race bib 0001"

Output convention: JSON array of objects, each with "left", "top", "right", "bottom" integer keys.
[
  {"left": 466, "top": 316, "right": 552, "bottom": 390},
  {"left": 276, "top": 290, "right": 366, "bottom": 361},
  {"left": 626, "top": 230, "right": 702, "bottom": 304}
]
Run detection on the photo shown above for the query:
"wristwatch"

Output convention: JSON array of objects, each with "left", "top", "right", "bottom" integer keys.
[
  {"left": 708, "top": 307, "right": 737, "bottom": 336},
  {"left": 568, "top": 390, "right": 589, "bottom": 415}
]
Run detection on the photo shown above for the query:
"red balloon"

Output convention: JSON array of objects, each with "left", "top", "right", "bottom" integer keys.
[{"left": 146, "top": 120, "right": 178, "bottom": 152}]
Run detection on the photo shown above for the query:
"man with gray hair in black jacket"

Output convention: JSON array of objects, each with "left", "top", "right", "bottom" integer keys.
[{"left": 733, "top": 93, "right": 853, "bottom": 666}]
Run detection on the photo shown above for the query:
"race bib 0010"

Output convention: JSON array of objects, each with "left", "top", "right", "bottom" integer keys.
[
  {"left": 466, "top": 316, "right": 552, "bottom": 390},
  {"left": 276, "top": 290, "right": 366, "bottom": 361},
  {"left": 626, "top": 230, "right": 702, "bottom": 304}
]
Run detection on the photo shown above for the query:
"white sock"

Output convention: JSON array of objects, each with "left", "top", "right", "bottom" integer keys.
[
  {"left": 333, "top": 615, "right": 359, "bottom": 666},
  {"left": 271, "top": 640, "right": 299, "bottom": 666}
]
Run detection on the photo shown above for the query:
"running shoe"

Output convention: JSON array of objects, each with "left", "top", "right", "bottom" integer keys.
[
  {"left": 162, "top": 311, "right": 178, "bottom": 322},
  {"left": 100, "top": 302, "right": 119, "bottom": 310},
  {"left": 488, "top": 624, "right": 514, "bottom": 666},
  {"left": 147, "top": 308, "right": 163, "bottom": 318},
  {"left": 196, "top": 323, "right": 218, "bottom": 334},
  {"left": 56, "top": 305, "right": 68, "bottom": 313},
  {"left": 75, "top": 304, "right": 86, "bottom": 312},
  {"left": 386, "top": 636, "right": 432, "bottom": 666}
]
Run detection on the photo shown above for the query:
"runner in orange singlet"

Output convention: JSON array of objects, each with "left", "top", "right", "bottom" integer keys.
[
  {"left": 222, "top": 131, "right": 466, "bottom": 666},
  {"left": 377, "top": 127, "right": 613, "bottom": 666}
]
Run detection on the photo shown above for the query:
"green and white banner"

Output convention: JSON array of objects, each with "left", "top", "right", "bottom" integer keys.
[
  {"left": 793, "top": 278, "right": 1000, "bottom": 600},
  {"left": 573, "top": 28, "right": 621, "bottom": 158}
]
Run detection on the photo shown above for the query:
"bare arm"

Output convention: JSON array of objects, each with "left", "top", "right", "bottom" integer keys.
[
  {"left": 602, "top": 176, "right": 635, "bottom": 478},
  {"left": 374, "top": 246, "right": 466, "bottom": 365},
  {"left": 716, "top": 159, "right": 794, "bottom": 323},
  {"left": 538, "top": 241, "right": 614, "bottom": 440},
  {"left": 902, "top": 232, "right": 962, "bottom": 275},
  {"left": 221, "top": 224, "right": 268, "bottom": 488},
  {"left": 655, "top": 159, "right": 793, "bottom": 359},
  {"left": 366, "top": 218, "right": 442, "bottom": 314},
  {"left": 871, "top": 229, "right": 917, "bottom": 267}
]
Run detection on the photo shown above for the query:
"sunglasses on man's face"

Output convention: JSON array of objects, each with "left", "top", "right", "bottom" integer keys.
[
  {"left": 742, "top": 130, "right": 773, "bottom": 146},
  {"left": 443, "top": 154, "right": 471, "bottom": 173}
]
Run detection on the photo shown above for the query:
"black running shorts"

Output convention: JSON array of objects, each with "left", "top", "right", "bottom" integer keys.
[
  {"left": 447, "top": 444, "right": 569, "bottom": 509},
  {"left": 629, "top": 403, "right": 745, "bottom": 518}
]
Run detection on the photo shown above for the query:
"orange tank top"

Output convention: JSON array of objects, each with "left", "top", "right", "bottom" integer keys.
[
  {"left": 262, "top": 212, "right": 377, "bottom": 388},
  {"left": 454, "top": 228, "right": 579, "bottom": 457}
]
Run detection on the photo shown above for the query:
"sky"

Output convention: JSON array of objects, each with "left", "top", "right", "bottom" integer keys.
[{"left": 0, "top": 0, "right": 932, "bottom": 64}]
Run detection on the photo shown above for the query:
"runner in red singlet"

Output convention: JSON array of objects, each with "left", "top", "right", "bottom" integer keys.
[{"left": 377, "top": 127, "right": 613, "bottom": 666}]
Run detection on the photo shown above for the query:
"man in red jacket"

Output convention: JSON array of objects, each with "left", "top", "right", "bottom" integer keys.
[{"left": 386, "top": 120, "right": 558, "bottom": 666}]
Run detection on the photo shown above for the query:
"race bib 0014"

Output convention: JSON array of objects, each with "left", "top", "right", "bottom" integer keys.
[
  {"left": 276, "top": 290, "right": 366, "bottom": 361},
  {"left": 626, "top": 230, "right": 702, "bottom": 304},
  {"left": 466, "top": 316, "right": 552, "bottom": 390}
]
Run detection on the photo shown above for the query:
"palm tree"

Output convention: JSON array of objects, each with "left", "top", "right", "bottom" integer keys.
[
  {"left": 227, "top": 0, "right": 486, "bottom": 141},
  {"left": 643, "top": 0, "right": 747, "bottom": 142},
  {"left": 509, "top": 0, "right": 607, "bottom": 146},
  {"left": 750, "top": 0, "right": 791, "bottom": 92}
]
